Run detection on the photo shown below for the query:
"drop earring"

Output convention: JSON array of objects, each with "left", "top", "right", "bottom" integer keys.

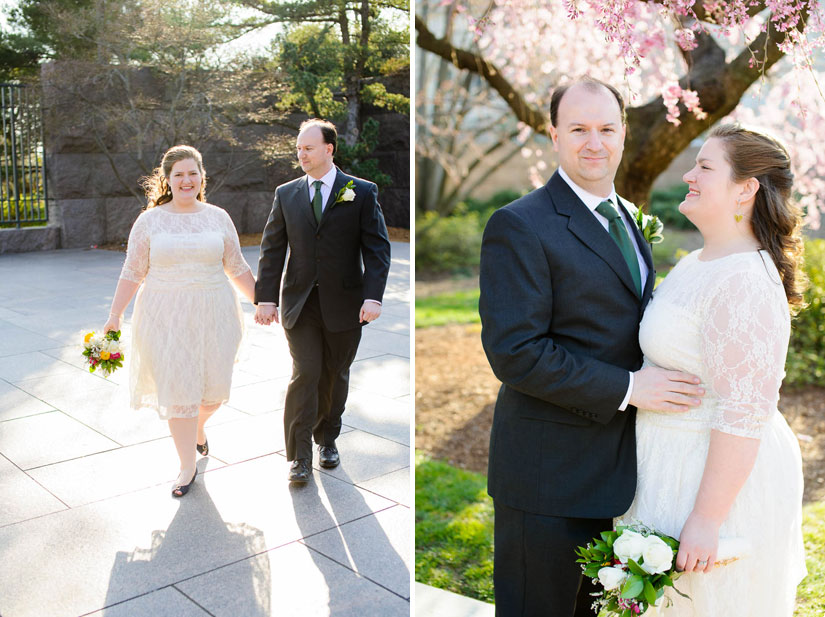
[{"left": 734, "top": 199, "right": 743, "bottom": 223}]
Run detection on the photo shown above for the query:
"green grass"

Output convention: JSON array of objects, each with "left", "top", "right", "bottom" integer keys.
[
  {"left": 415, "top": 452, "right": 494, "bottom": 603},
  {"left": 415, "top": 289, "right": 481, "bottom": 328},
  {"left": 796, "top": 500, "right": 825, "bottom": 617},
  {"left": 415, "top": 453, "right": 825, "bottom": 614}
]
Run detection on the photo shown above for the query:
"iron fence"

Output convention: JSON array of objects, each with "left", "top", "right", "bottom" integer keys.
[{"left": 1, "top": 83, "right": 48, "bottom": 228}]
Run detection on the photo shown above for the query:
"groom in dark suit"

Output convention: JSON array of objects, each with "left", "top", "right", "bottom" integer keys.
[
  {"left": 479, "top": 78, "right": 703, "bottom": 616},
  {"left": 254, "top": 118, "right": 391, "bottom": 483}
]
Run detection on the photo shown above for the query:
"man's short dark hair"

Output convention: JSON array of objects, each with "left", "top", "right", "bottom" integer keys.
[
  {"left": 299, "top": 118, "right": 338, "bottom": 154},
  {"left": 549, "top": 77, "right": 626, "bottom": 128}
]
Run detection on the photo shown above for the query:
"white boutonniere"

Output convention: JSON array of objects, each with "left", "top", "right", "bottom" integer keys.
[
  {"left": 634, "top": 208, "right": 664, "bottom": 244},
  {"left": 334, "top": 180, "right": 356, "bottom": 204}
]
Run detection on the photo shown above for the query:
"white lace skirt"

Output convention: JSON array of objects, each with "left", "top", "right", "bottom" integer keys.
[
  {"left": 619, "top": 410, "right": 806, "bottom": 616},
  {"left": 129, "top": 280, "right": 244, "bottom": 420}
]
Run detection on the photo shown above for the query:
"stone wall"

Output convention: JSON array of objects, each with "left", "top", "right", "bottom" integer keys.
[{"left": 35, "top": 62, "right": 409, "bottom": 251}]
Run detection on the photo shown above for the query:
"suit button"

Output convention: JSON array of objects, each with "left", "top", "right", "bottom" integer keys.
[{"left": 316, "top": 234, "right": 320, "bottom": 239}]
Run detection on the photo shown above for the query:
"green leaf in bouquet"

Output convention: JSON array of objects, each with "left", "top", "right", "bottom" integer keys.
[
  {"left": 606, "top": 598, "right": 619, "bottom": 611},
  {"left": 615, "top": 525, "right": 628, "bottom": 534},
  {"left": 621, "top": 608, "right": 632, "bottom": 617},
  {"left": 620, "top": 574, "right": 644, "bottom": 599},
  {"left": 626, "top": 558, "right": 646, "bottom": 577},
  {"left": 643, "top": 578, "right": 657, "bottom": 607},
  {"left": 659, "top": 573, "right": 674, "bottom": 587},
  {"left": 584, "top": 565, "right": 602, "bottom": 578},
  {"left": 589, "top": 548, "right": 605, "bottom": 560},
  {"left": 660, "top": 534, "right": 680, "bottom": 550},
  {"left": 594, "top": 540, "right": 610, "bottom": 553}
]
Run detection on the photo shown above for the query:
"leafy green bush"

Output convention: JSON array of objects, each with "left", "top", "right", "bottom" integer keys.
[
  {"left": 786, "top": 238, "right": 825, "bottom": 387},
  {"left": 416, "top": 189, "right": 525, "bottom": 275},
  {"left": 648, "top": 185, "right": 696, "bottom": 231},
  {"left": 461, "top": 189, "right": 525, "bottom": 215},
  {"left": 416, "top": 208, "right": 486, "bottom": 275}
]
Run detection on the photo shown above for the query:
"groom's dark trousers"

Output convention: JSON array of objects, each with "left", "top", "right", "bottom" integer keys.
[
  {"left": 479, "top": 172, "right": 655, "bottom": 616},
  {"left": 255, "top": 167, "right": 391, "bottom": 461}
]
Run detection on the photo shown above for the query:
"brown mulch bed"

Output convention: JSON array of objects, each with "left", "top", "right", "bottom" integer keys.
[{"left": 415, "top": 323, "right": 825, "bottom": 504}]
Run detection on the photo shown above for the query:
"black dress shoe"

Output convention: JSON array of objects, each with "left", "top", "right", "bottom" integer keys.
[
  {"left": 196, "top": 438, "right": 209, "bottom": 456},
  {"left": 172, "top": 468, "right": 198, "bottom": 498},
  {"left": 318, "top": 444, "right": 340, "bottom": 468},
  {"left": 288, "top": 458, "right": 311, "bottom": 483}
]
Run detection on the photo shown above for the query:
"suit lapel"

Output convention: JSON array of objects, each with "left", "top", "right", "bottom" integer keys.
[
  {"left": 617, "top": 197, "right": 656, "bottom": 302},
  {"left": 294, "top": 177, "right": 318, "bottom": 229},
  {"left": 548, "top": 172, "right": 640, "bottom": 300},
  {"left": 318, "top": 168, "right": 348, "bottom": 230}
]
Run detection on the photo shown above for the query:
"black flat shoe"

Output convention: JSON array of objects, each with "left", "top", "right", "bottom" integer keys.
[
  {"left": 318, "top": 444, "right": 339, "bottom": 468},
  {"left": 172, "top": 468, "right": 198, "bottom": 497},
  {"left": 288, "top": 459, "right": 311, "bottom": 483},
  {"left": 196, "top": 438, "right": 209, "bottom": 456}
]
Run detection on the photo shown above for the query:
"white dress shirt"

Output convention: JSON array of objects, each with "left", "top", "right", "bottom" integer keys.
[{"left": 557, "top": 167, "right": 646, "bottom": 411}]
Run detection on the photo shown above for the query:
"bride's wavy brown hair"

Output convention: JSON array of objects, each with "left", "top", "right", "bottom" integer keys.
[
  {"left": 141, "top": 145, "right": 206, "bottom": 209},
  {"left": 709, "top": 123, "right": 807, "bottom": 312}
]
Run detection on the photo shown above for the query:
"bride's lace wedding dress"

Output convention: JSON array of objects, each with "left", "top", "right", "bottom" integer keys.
[
  {"left": 119, "top": 204, "right": 251, "bottom": 420},
  {"left": 620, "top": 249, "right": 806, "bottom": 616}
]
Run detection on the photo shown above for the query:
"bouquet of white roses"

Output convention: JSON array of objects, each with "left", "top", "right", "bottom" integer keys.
[
  {"left": 82, "top": 330, "right": 124, "bottom": 377},
  {"left": 575, "top": 523, "right": 687, "bottom": 616}
]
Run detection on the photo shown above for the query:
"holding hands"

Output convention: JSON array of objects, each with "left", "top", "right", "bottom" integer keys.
[{"left": 255, "top": 304, "right": 279, "bottom": 326}]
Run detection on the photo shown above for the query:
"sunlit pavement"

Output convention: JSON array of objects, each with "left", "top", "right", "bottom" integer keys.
[{"left": 0, "top": 241, "right": 410, "bottom": 617}]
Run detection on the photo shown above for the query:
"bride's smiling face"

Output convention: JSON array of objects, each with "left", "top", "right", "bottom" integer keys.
[
  {"left": 679, "top": 138, "right": 742, "bottom": 227},
  {"left": 168, "top": 158, "right": 203, "bottom": 203}
]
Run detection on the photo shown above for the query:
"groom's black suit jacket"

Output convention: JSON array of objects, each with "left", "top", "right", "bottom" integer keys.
[
  {"left": 479, "top": 171, "right": 655, "bottom": 519},
  {"left": 254, "top": 167, "right": 391, "bottom": 331}
]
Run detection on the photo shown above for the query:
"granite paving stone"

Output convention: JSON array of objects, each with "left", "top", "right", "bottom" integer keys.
[
  {"left": 342, "top": 389, "right": 411, "bottom": 446},
  {"left": 0, "top": 379, "right": 55, "bottom": 422},
  {"left": 0, "top": 410, "right": 120, "bottom": 470},
  {"left": 177, "top": 541, "right": 410, "bottom": 617},
  {"left": 0, "top": 453, "right": 67, "bottom": 527},
  {"left": 315, "top": 429, "right": 409, "bottom": 485},
  {"left": 356, "top": 467, "right": 411, "bottom": 507},
  {"left": 0, "top": 453, "right": 396, "bottom": 617},
  {"left": 302, "top": 504, "right": 411, "bottom": 599},
  {"left": 84, "top": 587, "right": 211, "bottom": 617},
  {"left": 349, "top": 354, "right": 410, "bottom": 399}
]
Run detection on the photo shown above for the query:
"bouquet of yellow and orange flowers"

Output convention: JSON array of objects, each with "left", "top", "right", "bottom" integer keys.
[{"left": 82, "top": 330, "right": 124, "bottom": 377}]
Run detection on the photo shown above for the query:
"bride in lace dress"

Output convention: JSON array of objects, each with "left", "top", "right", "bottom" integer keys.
[
  {"left": 103, "top": 145, "right": 256, "bottom": 497},
  {"left": 620, "top": 124, "right": 807, "bottom": 615}
]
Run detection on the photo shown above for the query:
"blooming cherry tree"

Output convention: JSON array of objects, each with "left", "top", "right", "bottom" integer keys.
[{"left": 416, "top": 0, "right": 825, "bottom": 225}]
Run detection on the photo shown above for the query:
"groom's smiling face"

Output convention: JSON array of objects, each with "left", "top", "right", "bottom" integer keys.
[{"left": 549, "top": 84, "right": 626, "bottom": 197}]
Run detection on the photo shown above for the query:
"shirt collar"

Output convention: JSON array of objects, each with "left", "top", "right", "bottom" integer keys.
[
  {"left": 557, "top": 166, "right": 618, "bottom": 213},
  {"left": 307, "top": 165, "right": 338, "bottom": 189}
]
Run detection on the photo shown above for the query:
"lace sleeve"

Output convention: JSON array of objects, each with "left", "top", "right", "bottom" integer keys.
[
  {"left": 221, "top": 209, "right": 251, "bottom": 278},
  {"left": 701, "top": 268, "right": 790, "bottom": 439},
  {"left": 120, "top": 212, "right": 150, "bottom": 283}
]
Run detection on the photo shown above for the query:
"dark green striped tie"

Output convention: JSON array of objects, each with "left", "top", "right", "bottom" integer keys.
[
  {"left": 596, "top": 200, "right": 642, "bottom": 297},
  {"left": 312, "top": 180, "right": 323, "bottom": 223}
]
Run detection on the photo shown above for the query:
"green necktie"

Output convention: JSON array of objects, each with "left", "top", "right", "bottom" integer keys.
[
  {"left": 312, "top": 180, "right": 324, "bottom": 223},
  {"left": 595, "top": 200, "right": 642, "bottom": 297}
]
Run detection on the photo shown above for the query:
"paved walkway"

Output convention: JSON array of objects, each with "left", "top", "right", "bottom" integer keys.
[
  {"left": 0, "top": 241, "right": 410, "bottom": 617},
  {"left": 414, "top": 583, "right": 494, "bottom": 617}
]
